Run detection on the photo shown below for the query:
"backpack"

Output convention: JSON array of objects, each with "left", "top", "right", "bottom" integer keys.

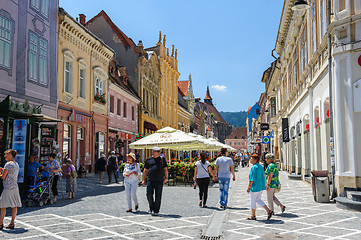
[
  {"left": 69, "top": 166, "right": 78, "bottom": 180},
  {"left": 108, "top": 156, "right": 117, "bottom": 170}
]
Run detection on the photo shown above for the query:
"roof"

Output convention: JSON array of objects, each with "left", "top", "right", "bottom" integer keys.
[
  {"left": 226, "top": 127, "right": 247, "bottom": 140},
  {"left": 204, "top": 86, "right": 212, "bottom": 100},
  {"left": 178, "top": 81, "right": 189, "bottom": 97},
  {"left": 205, "top": 103, "right": 226, "bottom": 124},
  {"left": 86, "top": 10, "right": 136, "bottom": 50}
]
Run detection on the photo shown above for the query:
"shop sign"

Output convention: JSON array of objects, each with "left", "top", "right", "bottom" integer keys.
[
  {"left": 282, "top": 118, "right": 289, "bottom": 142},
  {"left": 262, "top": 136, "right": 270, "bottom": 144},
  {"left": 121, "top": 132, "right": 131, "bottom": 140},
  {"left": 260, "top": 123, "right": 269, "bottom": 131},
  {"left": 12, "top": 119, "right": 27, "bottom": 183},
  {"left": 116, "top": 141, "right": 125, "bottom": 148},
  {"left": 69, "top": 109, "right": 86, "bottom": 124}
]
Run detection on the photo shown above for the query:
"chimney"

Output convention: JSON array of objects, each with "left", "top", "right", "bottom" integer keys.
[{"left": 79, "top": 14, "right": 86, "bottom": 26}]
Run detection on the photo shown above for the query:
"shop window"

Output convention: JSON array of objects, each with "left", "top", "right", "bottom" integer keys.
[
  {"left": 78, "top": 67, "right": 85, "bottom": 98},
  {"left": 0, "top": 11, "right": 13, "bottom": 74},
  {"left": 63, "top": 124, "right": 71, "bottom": 158},
  {"left": 132, "top": 106, "right": 135, "bottom": 121},
  {"left": 117, "top": 99, "right": 121, "bottom": 115},
  {"left": 123, "top": 102, "right": 127, "bottom": 118},
  {"left": 28, "top": 31, "right": 48, "bottom": 86},
  {"left": 110, "top": 95, "right": 114, "bottom": 113},
  {"left": 30, "top": 0, "right": 49, "bottom": 18},
  {"left": 95, "top": 132, "right": 105, "bottom": 159},
  {"left": 0, "top": 118, "right": 4, "bottom": 150}
]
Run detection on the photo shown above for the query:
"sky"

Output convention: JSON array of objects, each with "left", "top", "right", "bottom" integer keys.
[{"left": 59, "top": 0, "right": 285, "bottom": 112}]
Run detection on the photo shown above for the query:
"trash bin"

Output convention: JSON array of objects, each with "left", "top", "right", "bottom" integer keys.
[{"left": 311, "top": 170, "right": 330, "bottom": 203}]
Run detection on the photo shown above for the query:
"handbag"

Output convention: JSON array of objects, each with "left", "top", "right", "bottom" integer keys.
[
  {"left": 275, "top": 183, "right": 281, "bottom": 194},
  {"left": 200, "top": 162, "right": 218, "bottom": 183}
]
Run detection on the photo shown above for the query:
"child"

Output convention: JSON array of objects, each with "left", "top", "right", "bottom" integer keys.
[{"left": 64, "top": 159, "right": 77, "bottom": 199}]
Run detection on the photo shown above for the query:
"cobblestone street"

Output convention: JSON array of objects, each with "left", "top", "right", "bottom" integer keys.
[{"left": 0, "top": 167, "right": 360, "bottom": 239}]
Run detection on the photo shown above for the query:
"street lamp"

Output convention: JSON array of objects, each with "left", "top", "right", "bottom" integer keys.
[{"left": 291, "top": 0, "right": 310, "bottom": 12}]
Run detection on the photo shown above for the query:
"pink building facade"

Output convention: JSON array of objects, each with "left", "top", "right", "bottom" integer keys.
[{"left": 108, "top": 61, "right": 140, "bottom": 156}]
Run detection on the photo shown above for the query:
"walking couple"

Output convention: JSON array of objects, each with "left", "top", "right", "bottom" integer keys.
[
  {"left": 194, "top": 148, "right": 236, "bottom": 209},
  {"left": 247, "top": 153, "right": 285, "bottom": 221}
]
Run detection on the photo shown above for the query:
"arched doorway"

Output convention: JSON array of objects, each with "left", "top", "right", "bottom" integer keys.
[
  {"left": 95, "top": 132, "right": 105, "bottom": 160},
  {"left": 314, "top": 106, "right": 322, "bottom": 170},
  {"left": 324, "top": 98, "right": 331, "bottom": 171},
  {"left": 303, "top": 114, "right": 311, "bottom": 176}
]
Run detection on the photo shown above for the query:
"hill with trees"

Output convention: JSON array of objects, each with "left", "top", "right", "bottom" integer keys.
[{"left": 220, "top": 111, "right": 247, "bottom": 128}]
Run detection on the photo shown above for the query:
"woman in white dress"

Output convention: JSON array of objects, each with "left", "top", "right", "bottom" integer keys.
[
  {"left": 0, "top": 149, "right": 22, "bottom": 230},
  {"left": 123, "top": 153, "right": 141, "bottom": 212}
]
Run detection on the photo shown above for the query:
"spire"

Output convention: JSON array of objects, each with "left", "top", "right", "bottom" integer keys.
[{"left": 204, "top": 85, "right": 212, "bottom": 104}]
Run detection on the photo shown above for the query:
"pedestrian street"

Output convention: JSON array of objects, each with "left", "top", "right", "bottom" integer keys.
[{"left": 0, "top": 167, "right": 361, "bottom": 239}]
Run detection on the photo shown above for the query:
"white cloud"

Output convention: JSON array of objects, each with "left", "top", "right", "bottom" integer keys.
[{"left": 211, "top": 85, "right": 227, "bottom": 92}]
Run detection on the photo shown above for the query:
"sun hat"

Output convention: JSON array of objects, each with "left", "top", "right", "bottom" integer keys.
[{"left": 126, "top": 152, "right": 136, "bottom": 161}]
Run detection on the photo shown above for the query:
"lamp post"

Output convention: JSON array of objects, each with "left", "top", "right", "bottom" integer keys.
[{"left": 291, "top": 0, "right": 336, "bottom": 198}]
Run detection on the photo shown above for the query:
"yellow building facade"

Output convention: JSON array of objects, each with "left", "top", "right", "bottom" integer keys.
[
  {"left": 57, "top": 9, "right": 114, "bottom": 171},
  {"left": 149, "top": 32, "right": 180, "bottom": 129}
]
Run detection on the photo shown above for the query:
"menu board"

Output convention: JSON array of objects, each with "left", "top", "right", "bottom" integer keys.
[{"left": 12, "top": 119, "right": 27, "bottom": 183}]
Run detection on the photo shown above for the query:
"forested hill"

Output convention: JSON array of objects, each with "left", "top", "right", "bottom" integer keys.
[{"left": 220, "top": 111, "right": 247, "bottom": 128}]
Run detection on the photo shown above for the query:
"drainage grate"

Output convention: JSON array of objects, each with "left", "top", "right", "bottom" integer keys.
[{"left": 200, "top": 235, "right": 222, "bottom": 240}]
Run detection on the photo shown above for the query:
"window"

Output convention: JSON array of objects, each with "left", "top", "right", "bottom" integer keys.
[
  {"left": 293, "top": 48, "right": 299, "bottom": 86},
  {"left": 271, "top": 98, "right": 277, "bottom": 117},
  {"left": 64, "top": 60, "right": 72, "bottom": 93},
  {"left": 321, "top": 0, "right": 327, "bottom": 37},
  {"left": 300, "top": 27, "right": 307, "bottom": 73},
  {"left": 30, "top": 0, "right": 49, "bottom": 18},
  {"left": 28, "top": 32, "right": 48, "bottom": 85},
  {"left": 95, "top": 132, "right": 105, "bottom": 159},
  {"left": 110, "top": 96, "right": 114, "bottom": 113},
  {"left": 94, "top": 76, "right": 103, "bottom": 95},
  {"left": 132, "top": 106, "right": 135, "bottom": 121},
  {"left": 117, "top": 99, "right": 121, "bottom": 115},
  {"left": 63, "top": 124, "right": 71, "bottom": 158},
  {"left": 312, "top": 3, "right": 317, "bottom": 53},
  {"left": 79, "top": 68, "right": 85, "bottom": 98},
  {"left": 339, "top": 0, "right": 345, "bottom": 11},
  {"left": 77, "top": 127, "right": 84, "bottom": 140},
  {"left": 123, "top": 102, "right": 127, "bottom": 118},
  {"left": 0, "top": 12, "right": 13, "bottom": 71}
]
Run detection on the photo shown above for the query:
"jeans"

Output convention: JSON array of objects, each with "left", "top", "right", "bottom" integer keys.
[
  {"left": 197, "top": 177, "right": 210, "bottom": 205},
  {"left": 218, "top": 177, "right": 230, "bottom": 207},
  {"left": 146, "top": 180, "right": 163, "bottom": 213}
]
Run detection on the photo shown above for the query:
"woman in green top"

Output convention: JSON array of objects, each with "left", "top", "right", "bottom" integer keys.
[{"left": 265, "top": 153, "right": 286, "bottom": 214}]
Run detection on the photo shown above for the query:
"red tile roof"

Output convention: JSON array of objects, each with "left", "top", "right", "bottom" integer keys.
[
  {"left": 226, "top": 127, "right": 247, "bottom": 140},
  {"left": 178, "top": 81, "right": 189, "bottom": 97},
  {"left": 86, "top": 10, "right": 136, "bottom": 50}
]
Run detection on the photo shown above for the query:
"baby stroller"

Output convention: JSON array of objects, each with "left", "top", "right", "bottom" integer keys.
[{"left": 25, "top": 171, "right": 54, "bottom": 207}]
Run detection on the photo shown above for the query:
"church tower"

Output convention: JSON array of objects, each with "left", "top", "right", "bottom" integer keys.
[{"left": 204, "top": 86, "right": 213, "bottom": 105}]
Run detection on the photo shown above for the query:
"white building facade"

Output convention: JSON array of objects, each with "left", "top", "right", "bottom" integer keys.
[{"left": 270, "top": 0, "right": 361, "bottom": 195}]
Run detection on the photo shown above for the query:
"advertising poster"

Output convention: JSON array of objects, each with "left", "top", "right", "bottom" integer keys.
[{"left": 12, "top": 119, "right": 27, "bottom": 183}]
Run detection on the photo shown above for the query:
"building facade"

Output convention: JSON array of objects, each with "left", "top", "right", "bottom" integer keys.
[
  {"left": 225, "top": 127, "right": 248, "bottom": 152},
  {"left": 146, "top": 32, "right": 180, "bottom": 129},
  {"left": 57, "top": 8, "right": 113, "bottom": 172},
  {"left": 270, "top": 0, "right": 361, "bottom": 195},
  {"left": 108, "top": 60, "right": 140, "bottom": 156}
]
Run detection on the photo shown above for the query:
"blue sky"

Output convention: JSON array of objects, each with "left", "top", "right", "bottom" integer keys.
[{"left": 59, "top": 0, "right": 284, "bottom": 112}]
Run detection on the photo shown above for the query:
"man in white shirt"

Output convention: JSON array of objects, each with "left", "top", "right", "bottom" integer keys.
[{"left": 215, "top": 148, "right": 236, "bottom": 209}]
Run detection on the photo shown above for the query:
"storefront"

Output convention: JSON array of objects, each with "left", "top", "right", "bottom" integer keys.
[
  {"left": 108, "top": 128, "right": 134, "bottom": 156},
  {"left": 0, "top": 96, "right": 60, "bottom": 196}
]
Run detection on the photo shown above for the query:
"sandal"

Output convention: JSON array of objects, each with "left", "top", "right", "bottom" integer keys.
[
  {"left": 246, "top": 216, "right": 257, "bottom": 220},
  {"left": 135, "top": 204, "right": 139, "bottom": 211},
  {"left": 126, "top": 209, "right": 132, "bottom": 212},
  {"left": 6, "top": 223, "right": 15, "bottom": 229},
  {"left": 267, "top": 210, "right": 274, "bottom": 220},
  {"left": 199, "top": 200, "right": 202, "bottom": 207},
  {"left": 281, "top": 206, "right": 286, "bottom": 213}
]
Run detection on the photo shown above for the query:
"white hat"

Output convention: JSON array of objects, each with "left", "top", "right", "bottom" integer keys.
[
  {"left": 111, "top": 151, "right": 115, "bottom": 154},
  {"left": 152, "top": 146, "right": 161, "bottom": 151}
]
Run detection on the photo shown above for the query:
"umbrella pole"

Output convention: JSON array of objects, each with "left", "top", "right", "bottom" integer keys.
[{"left": 168, "top": 148, "right": 171, "bottom": 164}]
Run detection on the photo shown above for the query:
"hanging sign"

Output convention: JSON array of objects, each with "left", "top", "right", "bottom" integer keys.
[
  {"left": 282, "top": 118, "right": 289, "bottom": 142},
  {"left": 262, "top": 136, "right": 270, "bottom": 144},
  {"left": 260, "top": 123, "right": 269, "bottom": 131},
  {"left": 12, "top": 119, "right": 27, "bottom": 183}
]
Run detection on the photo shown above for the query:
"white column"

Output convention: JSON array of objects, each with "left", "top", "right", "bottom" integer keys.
[{"left": 308, "top": 88, "right": 315, "bottom": 171}]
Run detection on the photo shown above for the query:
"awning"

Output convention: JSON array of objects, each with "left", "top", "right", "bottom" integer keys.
[
  {"left": 31, "top": 114, "right": 62, "bottom": 122},
  {"left": 144, "top": 121, "right": 158, "bottom": 131}
]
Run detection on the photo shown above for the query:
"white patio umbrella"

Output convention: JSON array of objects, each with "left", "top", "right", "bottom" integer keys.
[{"left": 129, "top": 127, "right": 203, "bottom": 150}]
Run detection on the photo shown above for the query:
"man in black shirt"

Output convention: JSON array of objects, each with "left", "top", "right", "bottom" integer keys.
[{"left": 142, "top": 146, "right": 168, "bottom": 216}]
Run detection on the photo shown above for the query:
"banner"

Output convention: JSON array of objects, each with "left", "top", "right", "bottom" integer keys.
[
  {"left": 282, "top": 118, "right": 289, "bottom": 143},
  {"left": 12, "top": 119, "right": 27, "bottom": 183}
]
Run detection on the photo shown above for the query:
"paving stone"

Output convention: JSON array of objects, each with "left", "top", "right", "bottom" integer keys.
[{"left": 57, "top": 228, "right": 116, "bottom": 239}]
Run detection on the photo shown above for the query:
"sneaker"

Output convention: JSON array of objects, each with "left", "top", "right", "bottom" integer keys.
[
  {"left": 148, "top": 210, "right": 152, "bottom": 214},
  {"left": 223, "top": 206, "right": 227, "bottom": 209},
  {"left": 220, "top": 205, "right": 224, "bottom": 209},
  {"left": 152, "top": 212, "right": 159, "bottom": 216}
]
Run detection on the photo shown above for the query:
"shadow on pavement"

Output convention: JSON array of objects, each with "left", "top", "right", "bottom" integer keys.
[
  {"left": 259, "top": 219, "right": 284, "bottom": 224},
  {"left": 17, "top": 184, "right": 125, "bottom": 215},
  {"left": 227, "top": 207, "right": 248, "bottom": 210},
  {"left": 1, "top": 228, "right": 28, "bottom": 234},
  {"left": 277, "top": 213, "right": 299, "bottom": 218}
]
